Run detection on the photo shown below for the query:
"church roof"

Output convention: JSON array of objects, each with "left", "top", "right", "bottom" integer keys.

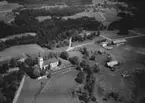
[{"left": 43, "top": 58, "right": 58, "bottom": 65}]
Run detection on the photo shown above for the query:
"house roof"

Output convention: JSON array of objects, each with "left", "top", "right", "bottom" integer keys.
[
  {"left": 107, "top": 61, "right": 118, "bottom": 67},
  {"left": 43, "top": 58, "right": 58, "bottom": 65}
]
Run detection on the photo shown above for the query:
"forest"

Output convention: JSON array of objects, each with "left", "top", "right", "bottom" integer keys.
[{"left": 0, "top": 8, "right": 103, "bottom": 50}]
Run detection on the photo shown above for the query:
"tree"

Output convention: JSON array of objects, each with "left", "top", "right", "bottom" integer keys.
[
  {"left": 69, "top": 56, "right": 80, "bottom": 65},
  {"left": 75, "top": 71, "right": 85, "bottom": 84},
  {"left": 79, "top": 47, "right": 89, "bottom": 57},
  {"left": 78, "top": 91, "right": 90, "bottom": 103},
  {"left": 25, "top": 57, "right": 37, "bottom": 66},
  {"left": 0, "top": 91, "right": 7, "bottom": 103},
  {"left": 93, "top": 64, "right": 100, "bottom": 73},
  {"left": 59, "top": 51, "right": 69, "bottom": 60},
  {"left": 32, "top": 67, "right": 41, "bottom": 78},
  {"left": 9, "top": 58, "right": 18, "bottom": 68},
  {"left": 89, "top": 54, "right": 96, "bottom": 61},
  {"left": 80, "top": 59, "right": 89, "bottom": 69},
  {"left": 0, "top": 63, "right": 9, "bottom": 74}
]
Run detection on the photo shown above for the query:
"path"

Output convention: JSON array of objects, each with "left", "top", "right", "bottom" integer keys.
[
  {"left": 13, "top": 75, "right": 26, "bottom": 103},
  {"left": 66, "top": 41, "right": 94, "bottom": 52}
]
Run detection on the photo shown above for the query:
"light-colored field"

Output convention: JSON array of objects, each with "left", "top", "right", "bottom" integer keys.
[
  {"left": 17, "top": 70, "right": 78, "bottom": 103},
  {"left": 0, "top": 1, "right": 21, "bottom": 12},
  {"left": 35, "top": 16, "right": 52, "bottom": 22},
  {"left": 0, "top": 44, "right": 50, "bottom": 61},
  {"left": 62, "top": 9, "right": 102, "bottom": 20}
]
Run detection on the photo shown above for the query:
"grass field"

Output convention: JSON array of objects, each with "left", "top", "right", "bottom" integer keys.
[
  {"left": 101, "top": 30, "right": 138, "bottom": 40},
  {"left": 0, "top": 44, "right": 50, "bottom": 62},
  {"left": 17, "top": 70, "right": 78, "bottom": 103}
]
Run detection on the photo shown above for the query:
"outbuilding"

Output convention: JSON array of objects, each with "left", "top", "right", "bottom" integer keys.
[
  {"left": 107, "top": 60, "right": 119, "bottom": 68},
  {"left": 112, "top": 39, "right": 126, "bottom": 45}
]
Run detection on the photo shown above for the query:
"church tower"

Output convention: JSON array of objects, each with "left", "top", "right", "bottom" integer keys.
[{"left": 38, "top": 53, "right": 43, "bottom": 70}]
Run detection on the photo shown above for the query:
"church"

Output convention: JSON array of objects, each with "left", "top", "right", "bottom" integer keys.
[{"left": 38, "top": 55, "right": 59, "bottom": 71}]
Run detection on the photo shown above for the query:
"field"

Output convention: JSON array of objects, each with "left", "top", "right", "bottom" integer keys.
[
  {"left": 0, "top": 44, "right": 50, "bottom": 62},
  {"left": 80, "top": 38, "right": 145, "bottom": 103},
  {"left": 127, "top": 36, "right": 145, "bottom": 48},
  {"left": 17, "top": 69, "right": 78, "bottom": 103},
  {"left": 101, "top": 30, "right": 138, "bottom": 40},
  {"left": 135, "top": 28, "right": 145, "bottom": 34}
]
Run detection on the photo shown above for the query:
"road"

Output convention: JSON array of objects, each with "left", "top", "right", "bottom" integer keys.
[{"left": 66, "top": 42, "right": 94, "bottom": 52}]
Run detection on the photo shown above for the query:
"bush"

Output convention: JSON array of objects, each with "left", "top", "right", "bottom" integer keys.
[
  {"left": 59, "top": 51, "right": 69, "bottom": 60},
  {"left": 69, "top": 56, "right": 80, "bottom": 65}
]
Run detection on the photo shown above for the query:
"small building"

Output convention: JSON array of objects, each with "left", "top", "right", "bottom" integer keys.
[
  {"left": 112, "top": 39, "right": 126, "bottom": 45},
  {"left": 101, "top": 42, "right": 108, "bottom": 47},
  {"left": 107, "top": 60, "right": 119, "bottom": 68},
  {"left": 98, "top": 48, "right": 105, "bottom": 55}
]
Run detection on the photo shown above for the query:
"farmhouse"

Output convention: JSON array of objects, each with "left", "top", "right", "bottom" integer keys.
[{"left": 107, "top": 60, "right": 119, "bottom": 68}]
